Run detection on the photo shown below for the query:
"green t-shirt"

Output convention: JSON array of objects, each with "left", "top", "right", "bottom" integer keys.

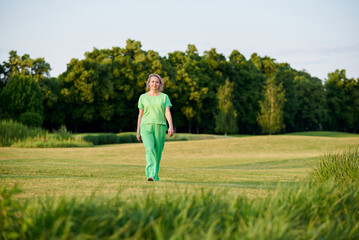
[{"left": 138, "top": 92, "right": 172, "bottom": 126}]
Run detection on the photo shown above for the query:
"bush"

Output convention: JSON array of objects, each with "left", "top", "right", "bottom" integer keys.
[
  {"left": 82, "top": 133, "right": 119, "bottom": 145},
  {"left": 81, "top": 133, "right": 138, "bottom": 145},
  {"left": 18, "top": 112, "right": 43, "bottom": 127},
  {"left": 0, "top": 120, "right": 46, "bottom": 146},
  {"left": 310, "top": 148, "right": 359, "bottom": 183},
  {"left": 117, "top": 132, "right": 137, "bottom": 143},
  {"left": 165, "top": 134, "right": 188, "bottom": 141}
]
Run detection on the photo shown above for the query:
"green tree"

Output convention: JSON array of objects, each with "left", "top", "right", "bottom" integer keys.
[
  {"left": 59, "top": 57, "right": 97, "bottom": 131},
  {"left": 250, "top": 53, "right": 277, "bottom": 77},
  {"left": 168, "top": 45, "right": 212, "bottom": 133},
  {"left": 215, "top": 79, "right": 238, "bottom": 135},
  {"left": 0, "top": 51, "right": 51, "bottom": 126},
  {"left": 293, "top": 73, "right": 327, "bottom": 131},
  {"left": 201, "top": 48, "right": 228, "bottom": 133},
  {"left": 275, "top": 67, "right": 327, "bottom": 132},
  {"left": 6, "top": 40, "right": 357, "bottom": 134},
  {"left": 0, "top": 74, "right": 43, "bottom": 120},
  {"left": 257, "top": 76, "right": 286, "bottom": 134},
  {"left": 39, "top": 77, "right": 66, "bottom": 130},
  {"left": 1, "top": 51, "right": 51, "bottom": 84},
  {"left": 274, "top": 64, "right": 298, "bottom": 132},
  {"left": 108, "top": 40, "right": 170, "bottom": 132},
  {"left": 59, "top": 39, "right": 170, "bottom": 132},
  {"left": 229, "top": 50, "right": 266, "bottom": 134},
  {"left": 325, "top": 69, "right": 359, "bottom": 132}
]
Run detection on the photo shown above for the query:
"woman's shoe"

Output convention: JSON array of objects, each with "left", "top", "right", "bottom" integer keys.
[{"left": 147, "top": 177, "right": 154, "bottom": 181}]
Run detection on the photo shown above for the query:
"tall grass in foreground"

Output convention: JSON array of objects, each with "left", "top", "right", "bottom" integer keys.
[
  {"left": 310, "top": 147, "right": 359, "bottom": 183},
  {"left": 1, "top": 182, "right": 358, "bottom": 240}
]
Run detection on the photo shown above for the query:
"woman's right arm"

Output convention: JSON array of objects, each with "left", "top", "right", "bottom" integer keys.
[{"left": 136, "top": 109, "right": 144, "bottom": 142}]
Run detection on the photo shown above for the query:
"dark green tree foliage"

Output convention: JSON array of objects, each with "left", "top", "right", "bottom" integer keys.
[
  {"left": 0, "top": 74, "right": 43, "bottom": 120},
  {"left": 215, "top": 79, "right": 238, "bottom": 135},
  {"left": 275, "top": 64, "right": 297, "bottom": 132},
  {"left": 168, "top": 45, "right": 215, "bottom": 133},
  {"left": 201, "top": 48, "right": 228, "bottom": 133},
  {"left": 293, "top": 72, "right": 327, "bottom": 131},
  {"left": 19, "top": 112, "right": 43, "bottom": 127},
  {"left": 257, "top": 76, "right": 286, "bottom": 135},
  {"left": 39, "top": 77, "right": 66, "bottom": 130},
  {"left": 1, "top": 40, "right": 358, "bottom": 133},
  {"left": 229, "top": 51, "right": 265, "bottom": 134},
  {"left": 0, "top": 51, "right": 51, "bottom": 125},
  {"left": 325, "top": 70, "right": 359, "bottom": 132}
]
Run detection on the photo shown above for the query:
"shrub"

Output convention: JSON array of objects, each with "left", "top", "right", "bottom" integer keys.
[
  {"left": 81, "top": 133, "right": 138, "bottom": 145},
  {"left": 18, "top": 112, "right": 43, "bottom": 127},
  {"left": 81, "top": 134, "right": 99, "bottom": 145},
  {"left": 310, "top": 148, "right": 359, "bottom": 183},
  {"left": 117, "top": 132, "right": 137, "bottom": 143},
  {"left": 82, "top": 133, "right": 119, "bottom": 145},
  {"left": 165, "top": 134, "right": 188, "bottom": 141}
]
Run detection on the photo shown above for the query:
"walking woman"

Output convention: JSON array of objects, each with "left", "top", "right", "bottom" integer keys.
[{"left": 136, "top": 73, "right": 174, "bottom": 181}]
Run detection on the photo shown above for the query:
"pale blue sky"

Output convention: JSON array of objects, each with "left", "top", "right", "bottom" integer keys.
[{"left": 1, "top": 0, "right": 358, "bottom": 80}]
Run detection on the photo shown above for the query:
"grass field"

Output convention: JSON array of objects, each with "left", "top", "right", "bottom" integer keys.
[
  {"left": 1, "top": 132, "right": 359, "bottom": 239},
  {"left": 1, "top": 133, "right": 359, "bottom": 199}
]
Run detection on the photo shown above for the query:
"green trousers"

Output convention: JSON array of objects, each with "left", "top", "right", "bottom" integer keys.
[{"left": 140, "top": 124, "right": 167, "bottom": 181}]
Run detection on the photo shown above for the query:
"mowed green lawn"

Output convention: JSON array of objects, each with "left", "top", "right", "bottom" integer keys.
[{"left": 1, "top": 133, "right": 359, "bottom": 199}]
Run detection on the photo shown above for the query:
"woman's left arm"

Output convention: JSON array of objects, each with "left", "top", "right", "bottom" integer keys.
[{"left": 165, "top": 106, "right": 174, "bottom": 137}]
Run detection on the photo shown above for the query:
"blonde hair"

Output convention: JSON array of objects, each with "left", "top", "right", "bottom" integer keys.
[{"left": 146, "top": 73, "right": 164, "bottom": 92}]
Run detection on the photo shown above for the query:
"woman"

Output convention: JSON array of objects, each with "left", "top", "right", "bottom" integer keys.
[{"left": 136, "top": 73, "right": 174, "bottom": 182}]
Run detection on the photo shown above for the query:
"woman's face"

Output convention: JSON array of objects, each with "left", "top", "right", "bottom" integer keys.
[{"left": 149, "top": 76, "right": 160, "bottom": 90}]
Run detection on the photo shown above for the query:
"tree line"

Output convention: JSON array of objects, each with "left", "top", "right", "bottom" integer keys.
[{"left": 0, "top": 39, "right": 358, "bottom": 134}]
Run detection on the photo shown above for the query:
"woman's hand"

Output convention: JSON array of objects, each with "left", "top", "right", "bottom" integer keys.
[
  {"left": 165, "top": 107, "right": 174, "bottom": 137},
  {"left": 136, "top": 133, "right": 142, "bottom": 142},
  {"left": 168, "top": 127, "right": 174, "bottom": 137},
  {"left": 136, "top": 109, "right": 144, "bottom": 142}
]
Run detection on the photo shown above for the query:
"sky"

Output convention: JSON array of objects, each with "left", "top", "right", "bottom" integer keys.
[{"left": 1, "top": 0, "right": 358, "bottom": 80}]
